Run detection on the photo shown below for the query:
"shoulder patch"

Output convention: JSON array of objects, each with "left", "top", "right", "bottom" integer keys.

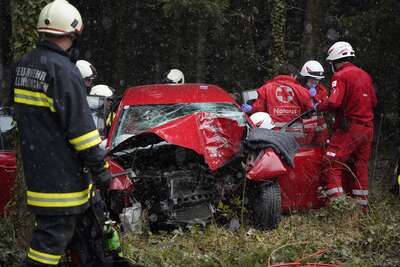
[{"left": 331, "top": 80, "right": 337, "bottom": 88}]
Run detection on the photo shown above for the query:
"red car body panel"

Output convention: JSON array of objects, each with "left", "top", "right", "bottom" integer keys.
[
  {"left": 0, "top": 151, "right": 17, "bottom": 215},
  {"left": 280, "top": 146, "right": 326, "bottom": 211},
  {"left": 146, "top": 112, "right": 244, "bottom": 171},
  {"left": 108, "top": 159, "right": 133, "bottom": 191},
  {"left": 119, "top": 84, "right": 237, "bottom": 105}
]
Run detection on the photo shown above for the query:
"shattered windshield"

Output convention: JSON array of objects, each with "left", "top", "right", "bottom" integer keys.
[{"left": 112, "top": 102, "right": 246, "bottom": 147}]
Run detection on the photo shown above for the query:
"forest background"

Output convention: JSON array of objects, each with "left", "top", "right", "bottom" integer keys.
[{"left": 1, "top": 0, "right": 400, "bottom": 143}]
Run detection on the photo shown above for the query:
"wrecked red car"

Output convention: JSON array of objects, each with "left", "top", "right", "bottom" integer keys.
[
  {"left": 105, "top": 83, "right": 331, "bottom": 231},
  {"left": 0, "top": 107, "right": 17, "bottom": 216},
  {"left": 105, "top": 83, "right": 250, "bottom": 228}
]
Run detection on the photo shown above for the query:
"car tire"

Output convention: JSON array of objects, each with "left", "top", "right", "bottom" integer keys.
[{"left": 253, "top": 181, "right": 281, "bottom": 230}]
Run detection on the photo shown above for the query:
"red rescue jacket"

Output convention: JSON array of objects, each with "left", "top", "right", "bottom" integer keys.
[
  {"left": 318, "top": 62, "right": 377, "bottom": 129},
  {"left": 251, "top": 75, "right": 313, "bottom": 125}
]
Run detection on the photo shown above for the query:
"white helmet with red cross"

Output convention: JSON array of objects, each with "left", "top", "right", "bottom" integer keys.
[
  {"left": 326, "top": 41, "right": 355, "bottom": 62},
  {"left": 250, "top": 112, "right": 275, "bottom": 130},
  {"left": 300, "top": 60, "right": 325, "bottom": 80},
  {"left": 37, "top": 0, "right": 83, "bottom": 36}
]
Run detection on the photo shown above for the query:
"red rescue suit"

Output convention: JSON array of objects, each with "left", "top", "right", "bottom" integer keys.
[
  {"left": 318, "top": 62, "right": 377, "bottom": 207},
  {"left": 303, "top": 83, "right": 329, "bottom": 145},
  {"left": 251, "top": 75, "right": 313, "bottom": 143}
]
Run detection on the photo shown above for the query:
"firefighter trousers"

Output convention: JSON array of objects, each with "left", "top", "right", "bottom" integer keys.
[
  {"left": 26, "top": 214, "right": 77, "bottom": 266},
  {"left": 26, "top": 195, "right": 109, "bottom": 266},
  {"left": 322, "top": 124, "right": 374, "bottom": 207}
]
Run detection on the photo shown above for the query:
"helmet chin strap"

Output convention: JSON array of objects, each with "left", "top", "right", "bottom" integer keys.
[{"left": 330, "top": 62, "right": 336, "bottom": 73}]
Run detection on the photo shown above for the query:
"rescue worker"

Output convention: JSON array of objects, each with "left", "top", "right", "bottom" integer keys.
[
  {"left": 11, "top": 0, "right": 112, "bottom": 265},
  {"left": 76, "top": 59, "right": 97, "bottom": 94},
  {"left": 89, "top": 84, "right": 116, "bottom": 137},
  {"left": 316, "top": 41, "right": 377, "bottom": 209},
  {"left": 165, "top": 69, "right": 185, "bottom": 84},
  {"left": 242, "top": 63, "right": 313, "bottom": 142},
  {"left": 298, "top": 60, "right": 329, "bottom": 145}
]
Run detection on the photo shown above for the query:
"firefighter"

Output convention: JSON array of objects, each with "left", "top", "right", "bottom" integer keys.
[
  {"left": 316, "top": 41, "right": 377, "bottom": 209},
  {"left": 11, "top": 0, "right": 112, "bottom": 266},
  {"left": 242, "top": 64, "right": 313, "bottom": 142},
  {"left": 298, "top": 60, "right": 329, "bottom": 145},
  {"left": 76, "top": 59, "right": 97, "bottom": 94}
]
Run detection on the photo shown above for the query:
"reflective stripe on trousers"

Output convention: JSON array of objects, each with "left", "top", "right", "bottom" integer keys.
[
  {"left": 352, "top": 189, "right": 368, "bottom": 196},
  {"left": 28, "top": 247, "right": 61, "bottom": 265},
  {"left": 355, "top": 199, "right": 368, "bottom": 206},
  {"left": 326, "top": 187, "right": 344, "bottom": 196}
]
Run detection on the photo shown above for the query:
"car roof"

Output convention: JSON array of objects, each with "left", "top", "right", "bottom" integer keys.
[{"left": 120, "top": 83, "right": 236, "bottom": 105}]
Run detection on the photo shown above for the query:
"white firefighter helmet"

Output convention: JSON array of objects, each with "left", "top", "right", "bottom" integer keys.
[
  {"left": 37, "top": 0, "right": 83, "bottom": 36},
  {"left": 76, "top": 60, "right": 97, "bottom": 79},
  {"left": 89, "top": 85, "right": 113, "bottom": 98},
  {"left": 250, "top": 112, "right": 275, "bottom": 130},
  {"left": 300, "top": 60, "right": 325, "bottom": 80},
  {"left": 166, "top": 69, "right": 185, "bottom": 84},
  {"left": 326, "top": 41, "right": 355, "bottom": 62}
]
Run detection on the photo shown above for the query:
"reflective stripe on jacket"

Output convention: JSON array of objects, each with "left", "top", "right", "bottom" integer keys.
[{"left": 12, "top": 41, "right": 107, "bottom": 215}]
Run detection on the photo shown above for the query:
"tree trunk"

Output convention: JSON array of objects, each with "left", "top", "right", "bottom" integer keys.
[
  {"left": 196, "top": 23, "right": 207, "bottom": 83},
  {"left": 301, "top": 0, "right": 322, "bottom": 60},
  {"left": 270, "top": 0, "right": 287, "bottom": 74},
  {"left": 0, "top": 0, "right": 12, "bottom": 103}
]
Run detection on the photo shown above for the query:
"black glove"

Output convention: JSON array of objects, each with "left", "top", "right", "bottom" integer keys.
[{"left": 94, "top": 168, "right": 113, "bottom": 192}]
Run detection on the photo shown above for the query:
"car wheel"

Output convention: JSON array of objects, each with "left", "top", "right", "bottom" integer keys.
[{"left": 253, "top": 181, "right": 281, "bottom": 230}]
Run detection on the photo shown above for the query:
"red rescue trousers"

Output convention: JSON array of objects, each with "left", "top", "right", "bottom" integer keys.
[{"left": 322, "top": 123, "right": 374, "bottom": 207}]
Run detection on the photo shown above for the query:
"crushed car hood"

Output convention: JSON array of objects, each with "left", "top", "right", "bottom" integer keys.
[{"left": 110, "top": 112, "right": 245, "bottom": 171}]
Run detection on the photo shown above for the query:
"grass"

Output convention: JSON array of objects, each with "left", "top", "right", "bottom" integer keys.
[
  {"left": 121, "top": 184, "right": 400, "bottom": 267},
  {"left": 1, "top": 157, "right": 399, "bottom": 267}
]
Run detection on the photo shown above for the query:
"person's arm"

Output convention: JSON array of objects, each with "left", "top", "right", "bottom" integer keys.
[
  {"left": 315, "top": 84, "right": 328, "bottom": 103},
  {"left": 296, "top": 86, "right": 313, "bottom": 112},
  {"left": 317, "top": 77, "right": 345, "bottom": 112},
  {"left": 52, "top": 66, "right": 111, "bottom": 188},
  {"left": 251, "top": 86, "right": 268, "bottom": 113}
]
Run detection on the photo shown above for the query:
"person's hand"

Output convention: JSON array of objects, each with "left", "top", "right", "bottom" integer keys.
[
  {"left": 94, "top": 169, "right": 113, "bottom": 192},
  {"left": 309, "top": 86, "right": 317, "bottom": 97},
  {"left": 241, "top": 103, "right": 253, "bottom": 114}
]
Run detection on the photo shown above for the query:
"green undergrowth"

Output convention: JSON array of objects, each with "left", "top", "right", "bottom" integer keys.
[
  {"left": 121, "top": 185, "right": 400, "bottom": 267},
  {"left": 1, "top": 184, "right": 399, "bottom": 267}
]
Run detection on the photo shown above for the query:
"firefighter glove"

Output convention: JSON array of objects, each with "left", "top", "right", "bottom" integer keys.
[{"left": 95, "top": 168, "right": 113, "bottom": 192}]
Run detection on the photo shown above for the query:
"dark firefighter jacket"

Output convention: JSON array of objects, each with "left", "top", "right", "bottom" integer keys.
[{"left": 11, "top": 40, "right": 108, "bottom": 215}]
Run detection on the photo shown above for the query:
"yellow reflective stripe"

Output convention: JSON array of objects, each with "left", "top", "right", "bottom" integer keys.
[
  {"left": 14, "top": 88, "right": 55, "bottom": 112},
  {"left": 27, "top": 184, "right": 93, "bottom": 208},
  {"left": 28, "top": 248, "right": 61, "bottom": 265},
  {"left": 69, "top": 130, "right": 101, "bottom": 151},
  {"left": 106, "top": 112, "right": 116, "bottom": 127},
  {"left": 397, "top": 174, "right": 400, "bottom": 186}
]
